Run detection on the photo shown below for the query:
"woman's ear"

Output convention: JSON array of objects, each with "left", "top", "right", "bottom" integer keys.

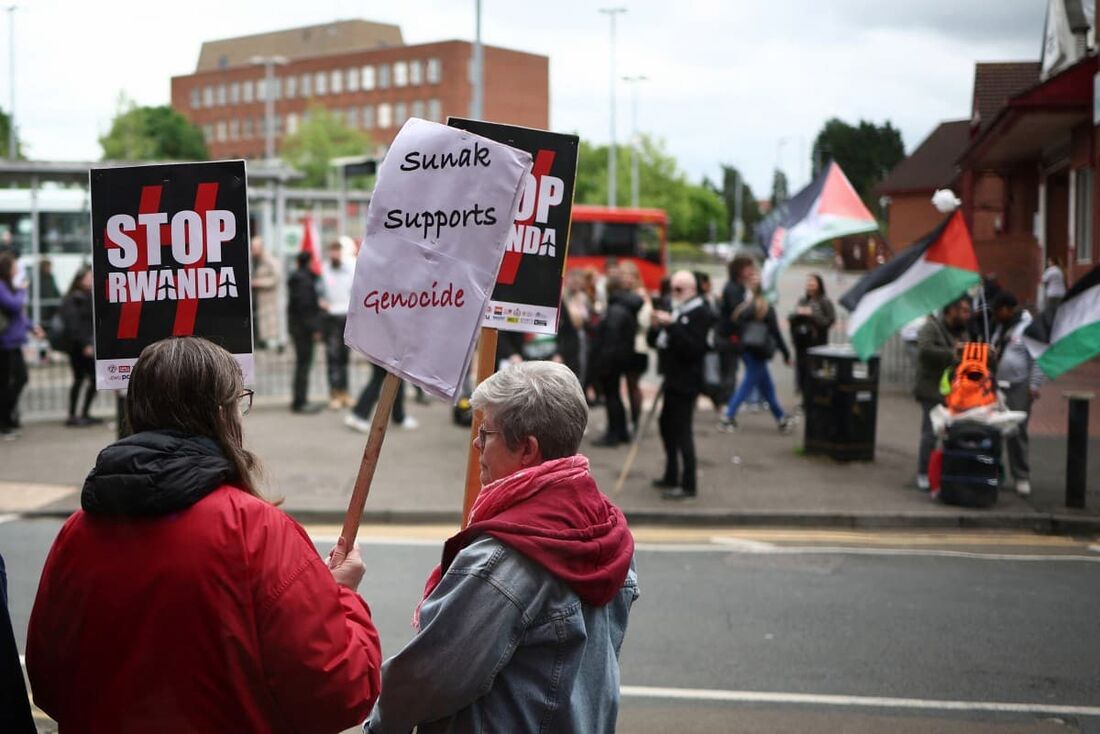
[{"left": 520, "top": 435, "right": 542, "bottom": 468}]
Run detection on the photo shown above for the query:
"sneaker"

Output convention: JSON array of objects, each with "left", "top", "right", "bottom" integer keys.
[
  {"left": 291, "top": 403, "right": 323, "bottom": 415},
  {"left": 651, "top": 477, "right": 678, "bottom": 489},
  {"left": 399, "top": 416, "right": 420, "bottom": 430},
  {"left": 65, "top": 416, "right": 83, "bottom": 427},
  {"left": 344, "top": 413, "right": 372, "bottom": 433},
  {"left": 717, "top": 417, "right": 737, "bottom": 433},
  {"left": 662, "top": 487, "right": 697, "bottom": 500},
  {"left": 1015, "top": 479, "right": 1031, "bottom": 496},
  {"left": 79, "top": 416, "right": 105, "bottom": 426},
  {"left": 1, "top": 429, "right": 18, "bottom": 441},
  {"left": 778, "top": 416, "right": 794, "bottom": 434},
  {"left": 916, "top": 474, "right": 930, "bottom": 491}
]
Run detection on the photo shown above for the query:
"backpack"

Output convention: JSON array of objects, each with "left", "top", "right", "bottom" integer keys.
[
  {"left": 47, "top": 311, "right": 71, "bottom": 353},
  {"left": 945, "top": 342, "right": 996, "bottom": 413}
]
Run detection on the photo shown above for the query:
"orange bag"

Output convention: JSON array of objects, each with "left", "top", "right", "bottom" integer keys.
[{"left": 945, "top": 342, "right": 997, "bottom": 413}]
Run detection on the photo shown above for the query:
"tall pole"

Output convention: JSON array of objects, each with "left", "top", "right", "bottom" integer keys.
[
  {"left": 6, "top": 5, "right": 16, "bottom": 160},
  {"left": 733, "top": 170, "right": 743, "bottom": 244},
  {"left": 252, "top": 55, "right": 287, "bottom": 162},
  {"left": 470, "top": 0, "right": 483, "bottom": 119},
  {"left": 622, "top": 74, "right": 646, "bottom": 208},
  {"left": 600, "top": 7, "right": 626, "bottom": 208}
]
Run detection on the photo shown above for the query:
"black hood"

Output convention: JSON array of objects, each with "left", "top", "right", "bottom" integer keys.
[
  {"left": 610, "top": 291, "right": 644, "bottom": 316},
  {"left": 82, "top": 430, "right": 234, "bottom": 517}
]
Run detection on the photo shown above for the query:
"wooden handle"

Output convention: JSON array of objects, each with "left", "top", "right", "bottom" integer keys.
[
  {"left": 461, "top": 328, "right": 499, "bottom": 528},
  {"left": 340, "top": 371, "right": 401, "bottom": 546}
]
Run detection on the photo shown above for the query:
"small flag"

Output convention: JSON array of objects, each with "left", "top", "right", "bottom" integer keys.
[
  {"left": 840, "top": 211, "right": 981, "bottom": 361},
  {"left": 760, "top": 162, "right": 879, "bottom": 297},
  {"left": 300, "top": 214, "right": 322, "bottom": 276},
  {"left": 1024, "top": 263, "right": 1100, "bottom": 379}
]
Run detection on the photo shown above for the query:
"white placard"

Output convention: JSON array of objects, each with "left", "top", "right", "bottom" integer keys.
[{"left": 345, "top": 118, "right": 532, "bottom": 400}]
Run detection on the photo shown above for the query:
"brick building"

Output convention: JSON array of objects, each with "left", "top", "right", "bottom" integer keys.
[{"left": 170, "top": 20, "right": 549, "bottom": 161}]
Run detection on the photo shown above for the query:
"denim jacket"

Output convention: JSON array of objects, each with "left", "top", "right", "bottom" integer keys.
[{"left": 366, "top": 535, "right": 639, "bottom": 734}]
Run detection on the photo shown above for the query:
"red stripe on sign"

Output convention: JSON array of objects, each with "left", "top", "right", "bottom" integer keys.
[
  {"left": 172, "top": 182, "right": 220, "bottom": 336},
  {"left": 116, "top": 186, "right": 163, "bottom": 340},
  {"left": 498, "top": 149, "right": 556, "bottom": 287}
]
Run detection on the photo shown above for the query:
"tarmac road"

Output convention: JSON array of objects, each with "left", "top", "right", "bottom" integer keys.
[{"left": 3, "top": 518, "right": 1099, "bottom": 732}]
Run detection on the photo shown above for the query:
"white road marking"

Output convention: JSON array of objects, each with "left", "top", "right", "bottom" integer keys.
[
  {"left": 620, "top": 685, "right": 1100, "bottom": 717},
  {"left": 0, "top": 514, "right": 20, "bottom": 525},
  {"left": 1088, "top": 545, "right": 1100, "bottom": 554}
]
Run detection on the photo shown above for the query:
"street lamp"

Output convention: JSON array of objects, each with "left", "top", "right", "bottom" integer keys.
[
  {"left": 5, "top": 5, "right": 17, "bottom": 160},
  {"left": 251, "top": 55, "right": 288, "bottom": 162},
  {"left": 621, "top": 74, "right": 646, "bottom": 208},
  {"left": 599, "top": 7, "right": 626, "bottom": 208}
]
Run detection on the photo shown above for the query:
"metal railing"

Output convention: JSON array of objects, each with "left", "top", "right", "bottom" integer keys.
[{"left": 827, "top": 316, "right": 916, "bottom": 388}]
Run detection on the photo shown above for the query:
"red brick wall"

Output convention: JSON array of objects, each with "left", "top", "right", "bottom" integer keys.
[
  {"left": 483, "top": 46, "right": 549, "bottom": 130},
  {"left": 885, "top": 192, "right": 940, "bottom": 250}
]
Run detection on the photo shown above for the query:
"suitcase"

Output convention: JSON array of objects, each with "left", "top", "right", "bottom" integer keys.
[{"left": 938, "top": 422, "right": 1001, "bottom": 508}]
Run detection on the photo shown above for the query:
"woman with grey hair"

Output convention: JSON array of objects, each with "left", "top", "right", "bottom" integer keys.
[{"left": 367, "top": 361, "right": 638, "bottom": 734}]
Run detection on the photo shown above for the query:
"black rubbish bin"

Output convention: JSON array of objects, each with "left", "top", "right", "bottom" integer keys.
[{"left": 803, "top": 345, "right": 879, "bottom": 461}]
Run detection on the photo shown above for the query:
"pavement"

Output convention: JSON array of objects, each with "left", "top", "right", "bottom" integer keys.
[{"left": 1, "top": 354, "right": 1097, "bottom": 533}]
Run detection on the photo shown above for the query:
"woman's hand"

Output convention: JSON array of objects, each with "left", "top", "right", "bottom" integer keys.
[{"left": 326, "top": 537, "right": 366, "bottom": 591}]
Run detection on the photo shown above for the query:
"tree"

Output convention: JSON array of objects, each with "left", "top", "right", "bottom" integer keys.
[
  {"left": 99, "top": 94, "right": 208, "bottom": 160},
  {"left": 708, "top": 165, "right": 761, "bottom": 243},
  {"left": 574, "top": 134, "right": 728, "bottom": 243},
  {"left": 0, "top": 107, "right": 24, "bottom": 159},
  {"left": 811, "top": 118, "right": 904, "bottom": 217},
  {"left": 280, "top": 105, "right": 374, "bottom": 188},
  {"left": 769, "top": 169, "right": 789, "bottom": 209}
]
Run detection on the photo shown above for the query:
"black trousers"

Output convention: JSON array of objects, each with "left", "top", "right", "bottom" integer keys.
[
  {"left": 716, "top": 342, "right": 739, "bottom": 406},
  {"left": 600, "top": 369, "right": 629, "bottom": 442},
  {"left": 290, "top": 327, "right": 315, "bottom": 409},
  {"left": 324, "top": 314, "right": 350, "bottom": 392},
  {"left": 0, "top": 348, "right": 27, "bottom": 432},
  {"left": 353, "top": 363, "right": 406, "bottom": 423},
  {"left": 67, "top": 349, "right": 96, "bottom": 418},
  {"left": 659, "top": 390, "right": 698, "bottom": 493}
]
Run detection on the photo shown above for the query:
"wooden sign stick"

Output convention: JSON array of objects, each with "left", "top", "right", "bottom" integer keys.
[
  {"left": 340, "top": 371, "right": 402, "bottom": 546},
  {"left": 460, "top": 327, "right": 499, "bottom": 528}
]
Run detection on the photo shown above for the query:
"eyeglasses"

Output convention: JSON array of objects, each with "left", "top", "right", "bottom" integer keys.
[
  {"left": 476, "top": 425, "right": 500, "bottom": 446},
  {"left": 671, "top": 286, "right": 686, "bottom": 293},
  {"left": 238, "top": 389, "right": 254, "bottom": 415}
]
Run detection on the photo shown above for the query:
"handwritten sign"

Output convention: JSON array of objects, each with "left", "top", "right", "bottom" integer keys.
[
  {"left": 448, "top": 119, "right": 579, "bottom": 335},
  {"left": 90, "top": 161, "right": 253, "bottom": 389},
  {"left": 344, "top": 118, "right": 532, "bottom": 400}
]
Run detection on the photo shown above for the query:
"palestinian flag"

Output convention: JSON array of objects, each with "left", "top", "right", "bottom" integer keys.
[
  {"left": 300, "top": 214, "right": 322, "bottom": 276},
  {"left": 761, "top": 161, "right": 878, "bottom": 296},
  {"left": 1024, "top": 264, "right": 1100, "bottom": 379},
  {"left": 840, "top": 211, "right": 980, "bottom": 360}
]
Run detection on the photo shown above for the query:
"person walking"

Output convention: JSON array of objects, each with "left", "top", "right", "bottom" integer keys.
[
  {"left": 913, "top": 296, "right": 972, "bottom": 490},
  {"left": 716, "top": 256, "right": 754, "bottom": 406},
  {"left": 250, "top": 235, "right": 281, "bottom": 349},
  {"left": 26, "top": 337, "right": 382, "bottom": 733},
  {"left": 592, "top": 273, "right": 642, "bottom": 447},
  {"left": 1041, "top": 255, "right": 1066, "bottom": 314},
  {"left": 321, "top": 239, "right": 355, "bottom": 409},
  {"left": 719, "top": 270, "right": 794, "bottom": 433},
  {"left": 990, "top": 292, "right": 1042, "bottom": 496},
  {"left": 789, "top": 273, "right": 836, "bottom": 408},
  {"left": 365, "top": 361, "right": 637, "bottom": 734},
  {"left": 287, "top": 251, "right": 324, "bottom": 414},
  {"left": 0, "top": 252, "right": 30, "bottom": 440},
  {"left": 345, "top": 365, "right": 418, "bottom": 433},
  {"left": 59, "top": 266, "right": 102, "bottom": 427},
  {"left": 649, "top": 270, "right": 715, "bottom": 499}
]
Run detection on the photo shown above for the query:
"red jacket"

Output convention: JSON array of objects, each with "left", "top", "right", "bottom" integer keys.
[{"left": 28, "top": 485, "right": 381, "bottom": 733}]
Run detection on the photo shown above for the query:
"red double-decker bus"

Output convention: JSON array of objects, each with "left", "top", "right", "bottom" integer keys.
[{"left": 566, "top": 205, "right": 668, "bottom": 292}]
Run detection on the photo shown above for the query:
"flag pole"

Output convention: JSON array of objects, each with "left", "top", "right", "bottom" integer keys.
[
  {"left": 461, "top": 327, "right": 498, "bottom": 528},
  {"left": 340, "top": 371, "right": 401, "bottom": 546}
]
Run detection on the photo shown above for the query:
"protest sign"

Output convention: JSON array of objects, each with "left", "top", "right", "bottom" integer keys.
[
  {"left": 90, "top": 161, "right": 252, "bottom": 389},
  {"left": 344, "top": 118, "right": 533, "bottom": 401},
  {"left": 448, "top": 118, "right": 579, "bottom": 336}
]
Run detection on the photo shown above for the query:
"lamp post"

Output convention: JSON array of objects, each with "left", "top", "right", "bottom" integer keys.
[
  {"left": 621, "top": 74, "right": 646, "bottom": 208},
  {"left": 5, "top": 5, "right": 16, "bottom": 160},
  {"left": 599, "top": 7, "right": 626, "bottom": 208},
  {"left": 470, "top": 0, "right": 483, "bottom": 120},
  {"left": 251, "top": 55, "right": 287, "bottom": 162}
]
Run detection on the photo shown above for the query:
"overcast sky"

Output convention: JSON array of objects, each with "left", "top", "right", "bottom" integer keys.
[{"left": 4, "top": 0, "right": 1047, "bottom": 196}]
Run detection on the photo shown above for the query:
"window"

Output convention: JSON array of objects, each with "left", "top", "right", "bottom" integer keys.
[
  {"left": 378, "top": 63, "right": 391, "bottom": 89},
  {"left": 393, "top": 61, "right": 408, "bottom": 87},
  {"left": 346, "top": 107, "right": 359, "bottom": 128},
  {"left": 377, "top": 102, "right": 393, "bottom": 129},
  {"left": 427, "top": 98, "right": 442, "bottom": 122},
  {"left": 216, "top": 84, "right": 226, "bottom": 106},
  {"left": 315, "top": 72, "right": 327, "bottom": 95},
  {"left": 362, "top": 104, "right": 375, "bottom": 130},
  {"left": 203, "top": 86, "right": 214, "bottom": 107},
  {"left": 394, "top": 102, "right": 407, "bottom": 124},
  {"left": 190, "top": 88, "right": 200, "bottom": 109},
  {"left": 229, "top": 82, "right": 240, "bottom": 104},
  {"left": 202, "top": 124, "right": 213, "bottom": 142},
  {"left": 242, "top": 81, "right": 253, "bottom": 103},
  {"left": 331, "top": 69, "right": 343, "bottom": 94},
  {"left": 362, "top": 65, "right": 376, "bottom": 91},
  {"left": 301, "top": 73, "right": 312, "bottom": 97},
  {"left": 287, "top": 112, "right": 299, "bottom": 135},
  {"left": 409, "top": 60, "right": 423, "bottom": 86},
  {"left": 1075, "top": 169, "right": 1094, "bottom": 263},
  {"left": 243, "top": 118, "right": 253, "bottom": 139},
  {"left": 347, "top": 67, "right": 360, "bottom": 92},
  {"left": 229, "top": 119, "right": 239, "bottom": 140},
  {"left": 426, "top": 58, "right": 442, "bottom": 84},
  {"left": 411, "top": 100, "right": 425, "bottom": 119},
  {"left": 255, "top": 79, "right": 266, "bottom": 102},
  {"left": 286, "top": 75, "right": 297, "bottom": 99},
  {"left": 216, "top": 121, "right": 227, "bottom": 142},
  {"left": 272, "top": 77, "right": 282, "bottom": 100}
]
